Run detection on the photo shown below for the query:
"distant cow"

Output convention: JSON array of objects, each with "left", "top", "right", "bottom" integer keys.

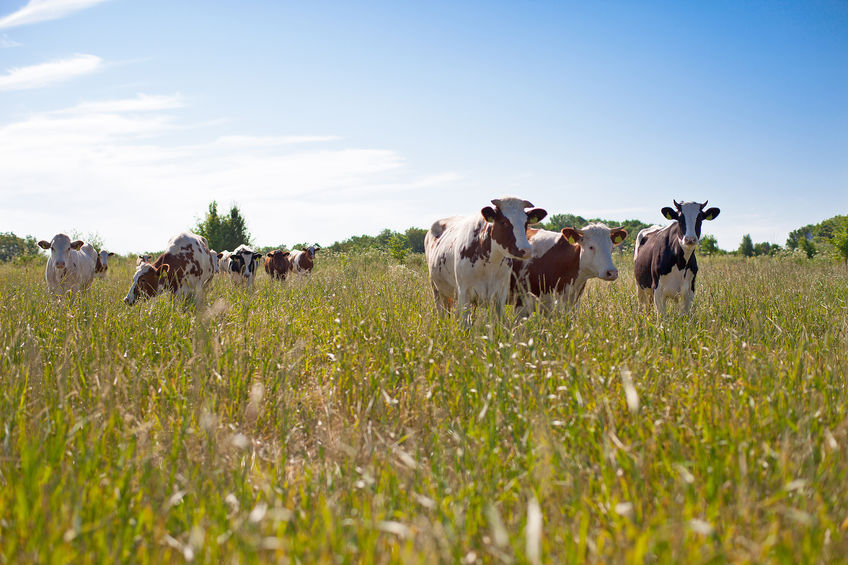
[
  {"left": 634, "top": 200, "right": 720, "bottom": 314},
  {"left": 38, "top": 234, "right": 98, "bottom": 296},
  {"left": 289, "top": 245, "right": 318, "bottom": 277},
  {"left": 217, "top": 251, "right": 231, "bottom": 275},
  {"left": 94, "top": 249, "right": 115, "bottom": 279},
  {"left": 512, "top": 223, "right": 627, "bottom": 315},
  {"left": 264, "top": 249, "right": 292, "bottom": 280},
  {"left": 425, "top": 196, "right": 547, "bottom": 324},
  {"left": 124, "top": 232, "right": 217, "bottom": 305},
  {"left": 228, "top": 244, "right": 263, "bottom": 287},
  {"left": 136, "top": 254, "right": 152, "bottom": 266}
]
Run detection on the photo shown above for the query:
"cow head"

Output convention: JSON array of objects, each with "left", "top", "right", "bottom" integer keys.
[
  {"left": 230, "top": 247, "right": 263, "bottom": 278},
  {"left": 124, "top": 263, "right": 169, "bottom": 305},
  {"left": 661, "top": 200, "right": 721, "bottom": 251},
  {"left": 563, "top": 224, "right": 627, "bottom": 281},
  {"left": 266, "top": 250, "right": 291, "bottom": 271},
  {"left": 38, "top": 234, "right": 84, "bottom": 271},
  {"left": 96, "top": 250, "right": 114, "bottom": 272},
  {"left": 481, "top": 197, "right": 547, "bottom": 260}
]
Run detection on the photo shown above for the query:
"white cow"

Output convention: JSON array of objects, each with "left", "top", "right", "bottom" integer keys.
[
  {"left": 425, "top": 196, "right": 547, "bottom": 324},
  {"left": 124, "top": 232, "right": 217, "bottom": 305},
  {"left": 94, "top": 249, "right": 115, "bottom": 279},
  {"left": 38, "top": 234, "right": 98, "bottom": 296},
  {"left": 227, "top": 244, "right": 262, "bottom": 287}
]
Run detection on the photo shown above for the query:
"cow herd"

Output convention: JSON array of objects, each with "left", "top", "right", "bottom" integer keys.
[{"left": 35, "top": 196, "right": 718, "bottom": 318}]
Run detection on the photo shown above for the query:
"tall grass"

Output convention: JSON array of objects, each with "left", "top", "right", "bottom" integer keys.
[{"left": 1, "top": 252, "right": 846, "bottom": 563}]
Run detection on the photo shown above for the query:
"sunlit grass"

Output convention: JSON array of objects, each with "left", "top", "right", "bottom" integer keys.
[{"left": 1, "top": 252, "right": 846, "bottom": 563}]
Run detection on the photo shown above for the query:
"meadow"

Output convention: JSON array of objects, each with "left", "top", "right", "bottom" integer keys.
[{"left": 1, "top": 252, "right": 847, "bottom": 564}]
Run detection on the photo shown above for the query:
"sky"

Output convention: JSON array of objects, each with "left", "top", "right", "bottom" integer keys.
[{"left": 1, "top": 0, "right": 846, "bottom": 253}]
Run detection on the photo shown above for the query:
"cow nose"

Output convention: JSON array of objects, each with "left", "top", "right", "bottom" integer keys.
[
  {"left": 683, "top": 236, "right": 697, "bottom": 245},
  {"left": 605, "top": 269, "right": 619, "bottom": 280},
  {"left": 56, "top": 262, "right": 65, "bottom": 269}
]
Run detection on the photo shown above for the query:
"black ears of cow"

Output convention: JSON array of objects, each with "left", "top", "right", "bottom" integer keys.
[
  {"left": 481, "top": 206, "right": 498, "bottom": 223},
  {"left": 662, "top": 207, "right": 678, "bottom": 221},
  {"left": 703, "top": 207, "right": 721, "bottom": 221},
  {"left": 108, "top": 252, "right": 115, "bottom": 256},
  {"left": 217, "top": 252, "right": 224, "bottom": 258},
  {"left": 562, "top": 227, "right": 583, "bottom": 244},
  {"left": 527, "top": 208, "right": 548, "bottom": 224},
  {"left": 38, "top": 240, "right": 51, "bottom": 249}
]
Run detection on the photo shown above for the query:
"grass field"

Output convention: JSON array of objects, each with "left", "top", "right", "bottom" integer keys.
[{"left": 1, "top": 252, "right": 847, "bottom": 563}]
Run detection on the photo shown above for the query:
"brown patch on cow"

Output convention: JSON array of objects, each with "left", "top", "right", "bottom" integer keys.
[
  {"left": 265, "top": 250, "right": 291, "bottom": 279},
  {"left": 294, "top": 250, "right": 314, "bottom": 272},
  {"left": 152, "top": 250, "right": 198, "bottom": 293},
  {"left": 522, "top": 232, "right": 581, "bottom": 295},
  {"left": 95, "top": 255, "right": 106, "bottom": 273},
  {"left": 459, "top": 223, "right": 492, "bottom": 264}
]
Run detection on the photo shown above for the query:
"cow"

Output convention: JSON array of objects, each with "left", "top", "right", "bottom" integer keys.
[
  {"left": 264, "top": 249, "right": 292, "bottom": 280},
  {"left": 94, "top": 249, "right": 115, "bottom": 279},
  {"left": 289, "top": 245, "right": 318, "bottom": 277},
  {"left": 217, "top": 251, "right": 231, "bottom": 275},
  {"left": 425, "top": 196, "right": 547, "bottom": 325},
  {"left": 123, "top": 232, "right": 217, "bottom": 305},
  {"left": 228, "top": 244, "right": 263, "bottom": 287},
  {"left": 136, "top": 254, "right": 152, "bottom": 266},
  {"left": 511, "top": 223, "right": 627, "bottom": 316},
  {"left": 634, "top": 200, "right": 720, "bottom": 315},
  {"left": 38, "top": 234, "right": 98, "bottom": 296}
]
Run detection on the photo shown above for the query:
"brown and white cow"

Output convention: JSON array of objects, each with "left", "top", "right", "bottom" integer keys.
[
  {"left": 124, "top": 232, "right": 217, "bottom": 305},
  {"left": 94, "top": 249, "right": 115, "bottom": 279},
  {"left": 289, "top": 245, "right": 318, "bottom": 277},
  {"left": 425, "top": 196, "right": 547, "bottom": 324},
  {"left": 511, "top": 223, "right": 627, "bottom": 316},
  {"left": 38, "top": 233, "right": 98, "bottom": 296},
  {"left": 634, "top": 200, "right": 720, "bottom": 314},
  {"left": 227, "top": 244, "right": 263, "bottom": 287},
  {"left": 264, "top": 249, "right": 292, "bottom": 280},
  {"left": 136, "top": 254, "right": 152, "bottom": 266}
]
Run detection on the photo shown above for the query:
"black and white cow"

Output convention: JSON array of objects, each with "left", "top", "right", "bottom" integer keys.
[
  {"left": 634, "top": 200, "right": 720, "bottom": 314},
  {"left": 228, "top": 244, "right": 263, "bottom": 287}
]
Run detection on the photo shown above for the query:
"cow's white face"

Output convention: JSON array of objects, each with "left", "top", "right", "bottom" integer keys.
[
  {"left": 98, "top": 250, "right": 113, "bottom": 269},
  {"left": 482, "top": 197, "right": 547, "bottom": 260},
  {"left": 662, "top": 200, "right": 721, "bottom": 252},
  {"left": 565, "top": 224, "right": 627, "bottom": 281},
  {"left": 38, "top": 233, "right": 83, "bottom": 271},
  {"left": 124, "top": 263, "right": 164, "bottom": 305},
  {"left": 230, "top": 246, "right": 262, "bottom": 278}
]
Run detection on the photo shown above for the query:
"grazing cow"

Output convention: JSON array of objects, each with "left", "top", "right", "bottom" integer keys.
[
  {"left": 634, "top": 200, "right": 720, "bottom": 314},
  {"left": 228, "top": 244, "right": 263, "bottom": 287},
  {"left": 94, "top": 249, "right": 115, "bottom": 279},
  {"left": 512, "top": 223, "right": 627, "bottom": 315},
  {"left": 264, "top": 249, "right": 292, "bottom": 280},
  {"left": 123, "top": 232, "right": 217, "bottom": 305},
  {"left": 38, "top": 234, "right": 98, "bottom": 296},
  {"left": 289, "top": 245, "right": 318, "bottom": 277},
  {"left": 137, "top": 254, "right": 152, "bottom": 266},
  {"left": 425, "top": 196, "right": 547, "bottom": 324}
]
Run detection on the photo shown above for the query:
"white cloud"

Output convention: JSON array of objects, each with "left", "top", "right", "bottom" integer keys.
[
  {"left": 0, "top": 94, "right": 464, "bottom": 252},
  {"left": 0, "top": 0, "right": 112, "bottom": 30},
  {"left": 0, "top": 33, "right": 22, "bottom": 47},
  {"left": 0, "top": 53, "right": 102, "bottom": 91}
]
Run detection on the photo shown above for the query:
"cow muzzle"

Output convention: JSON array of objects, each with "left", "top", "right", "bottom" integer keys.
[
  {"left": 602, "top": 268, "right": 619, "bottom": 281},
  {"left": 56, "top": 262, "right": 66, "bottom": 270},
  {"left": 682, "top": 236, "right": 698, "bottom": 246}
]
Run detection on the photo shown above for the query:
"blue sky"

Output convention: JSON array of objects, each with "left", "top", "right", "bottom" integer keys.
[{"left": 1, "top": 0, "right": 846, "bottom": 253}]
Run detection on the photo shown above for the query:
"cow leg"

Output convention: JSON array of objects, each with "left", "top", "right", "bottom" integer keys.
[
  {"left": 653, "top": 287, "right": 666, "bottom": 315},
  {"left": 682, "top": 287, "right": 694, "bottom": 314},
  {"left": 431, "top": 285, "right": 452, "bottom": 314},
  {"left": 456, "top": 289, "right": 472, "bottom": 327}
]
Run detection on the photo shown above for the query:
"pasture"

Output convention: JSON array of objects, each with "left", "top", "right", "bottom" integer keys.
[{"left": 1, "top": 252, "right": 847, "bottom": 563}]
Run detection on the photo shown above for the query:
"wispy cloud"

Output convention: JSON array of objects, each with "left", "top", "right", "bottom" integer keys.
[
  {"left": 0, "top": 33, "right": 22, "bottom": 47},
  {"left": 0, "top": 53, "right": 102, "bottom": 91},
  {"left": 0, "top": 0, "right": 112, "bottom": 30},
  {"left": 0, "top": 94, "right": 463, "bottom": 252}
]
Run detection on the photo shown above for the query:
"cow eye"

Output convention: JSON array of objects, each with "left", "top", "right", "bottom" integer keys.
[{"left": 588, "top": 245, "right": 594, "bottom": 251}]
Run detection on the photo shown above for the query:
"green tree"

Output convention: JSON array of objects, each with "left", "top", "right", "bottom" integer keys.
[
  {"left": 405, "top": 227, "right": 427, "bottom": 253},
  {"left": 194, "top": 201, "right": 252, "bottom": 251},
  {"left": 0, "top": 232, "right": 40, "bottom": 262},
  {"left": 388, "top": 233, "right": 409, "bottom": 263},
  {"left": 831, "top": 228, "right": 848, "bottom": 266},
  {"left": 798, "top": 236, "right": 817, "bottom": 259},
  {"left": 738, "top": 234, "right": 754, "bottom": 257},
  {"left": 699, "top": 234, "right": 721, "bottom": 256}
]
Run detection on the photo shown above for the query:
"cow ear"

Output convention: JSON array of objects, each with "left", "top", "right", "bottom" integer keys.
[
  {"left": 282, "top": 251, "right": 291, "bottom": 257},
  {"left": 702, "top": 207, "right": 720, "bottom": 221},
  {"left": 38, "top": 240, "right": 51, "bottom": 249},
  {"left": 610, "top": 228, "right": 628, "bottom": 245},
  {"left": 217, "top": 252, "right": 224, "bottom": 258},
  {"left": 562, "top": 227, "right": 583, "bottom": 244},
  {"left": 158, "top": 264, "right": 170, "bottom": 275},
  {"left": 254, "top": 253, "right": 262, "bottom": 260},
  {"left": 266, "top": 251, "right": 274, "bottom": 257},
  {"left": 527, "top": 208, "right": 547, "bottom": 224},
  {"left": 70, "top": 240, "right": 84, "bottom": 250},
  {"left": 108, "top": 252, "right": 115, "bottom": 256},
  {"left": 481, "top": 206, "right": 497, "bottom": 223},
  {"left": 661, "top": 207, "right": 678, "bottom": 221}
]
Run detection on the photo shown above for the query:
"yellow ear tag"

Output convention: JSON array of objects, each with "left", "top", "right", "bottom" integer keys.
[{"left": 613, "top": 236, "right": 623, "bottom": 244}]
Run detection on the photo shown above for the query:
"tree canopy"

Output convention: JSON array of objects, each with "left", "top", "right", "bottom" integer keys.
[{"left": 194, "top": 201, "right": 253, "bottom": 251}]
